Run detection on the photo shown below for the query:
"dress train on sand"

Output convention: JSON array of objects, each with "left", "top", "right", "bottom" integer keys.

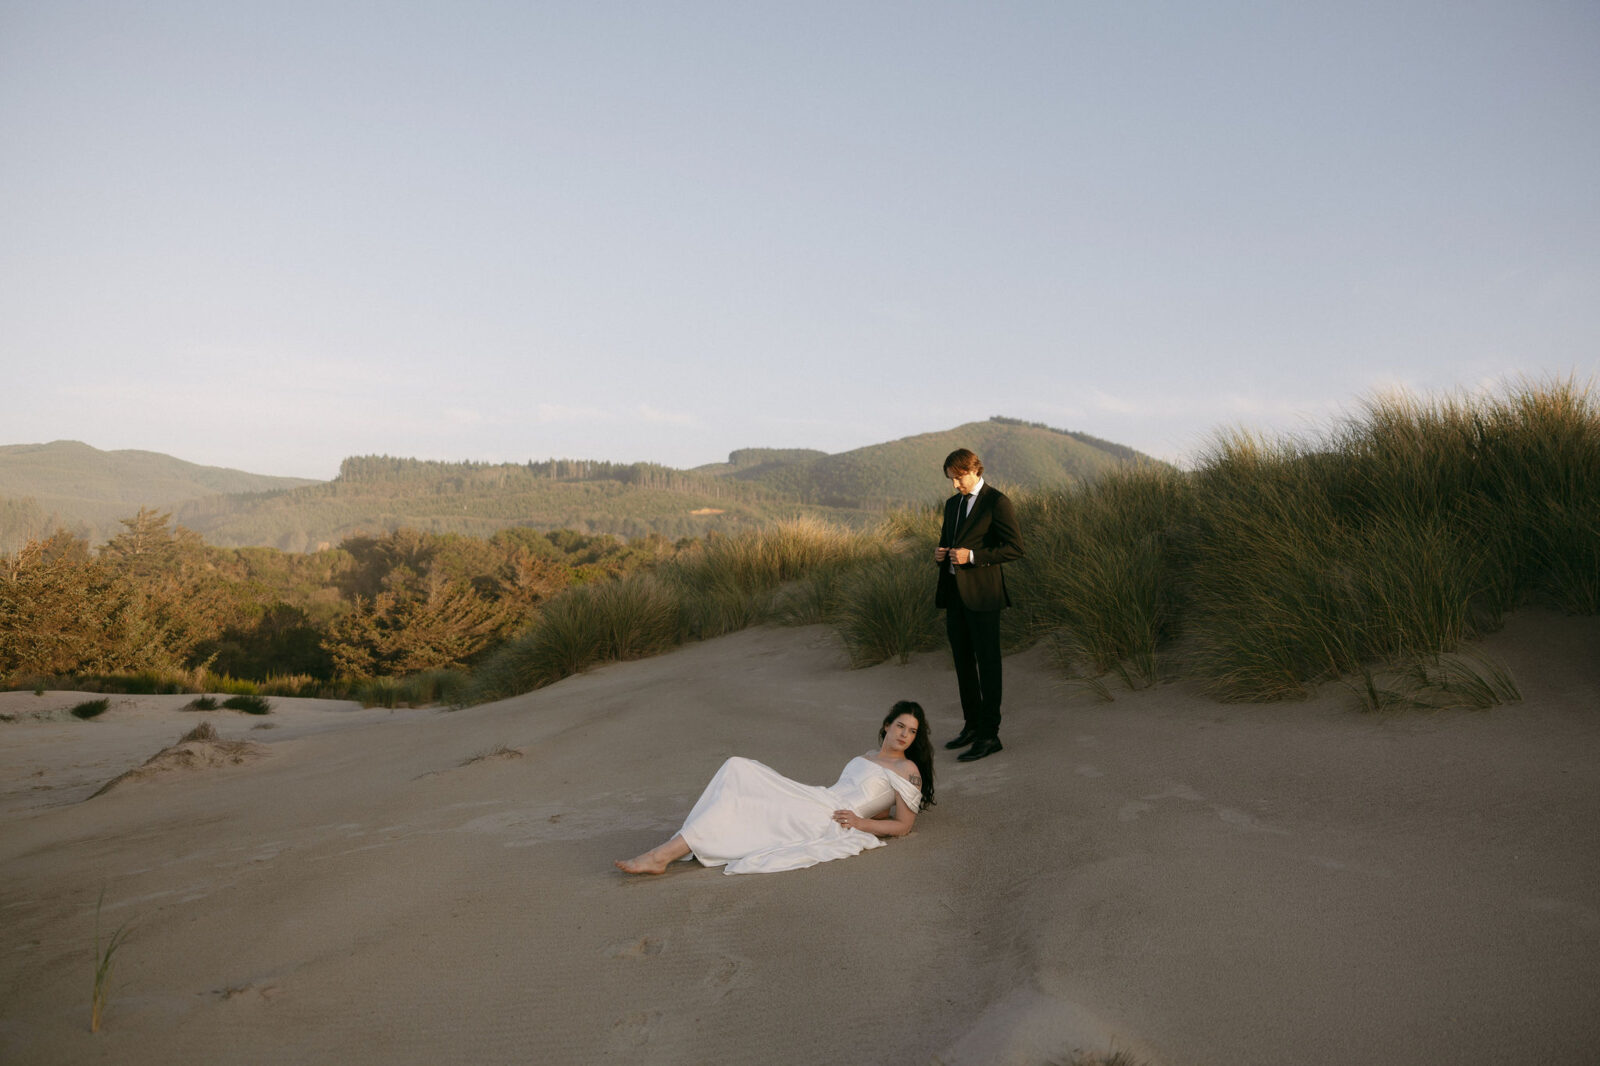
[{"left": 677, "top": 755, "right": 921, "bottom": 875}]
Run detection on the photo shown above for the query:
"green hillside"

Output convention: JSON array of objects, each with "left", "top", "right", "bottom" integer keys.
[
  {"left": 0, "top": 441, "right": 318, "bottom": 550},
  {"left": 720, "top": 417, "right": 1164, "bottom": 507},
  {"left": 692, "top": 448, "right": 829, "bottom": 477},
  {"left": 170, "top": 458, "right": 834, "bottom": 552},
  {"left": 1, "top": 419, "right": 1160, "bottom": 552}
]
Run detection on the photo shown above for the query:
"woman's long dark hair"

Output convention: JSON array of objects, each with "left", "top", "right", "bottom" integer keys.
[{"left": 880, "top": 700, "right": 935, "bottom": 808}]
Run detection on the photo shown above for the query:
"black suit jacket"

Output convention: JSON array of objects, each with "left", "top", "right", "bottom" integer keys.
[{"left": 935, "top": 483, "right": 1024, "bottom": 612}]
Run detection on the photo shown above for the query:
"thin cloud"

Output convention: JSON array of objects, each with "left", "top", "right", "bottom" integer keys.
[
  {"left": 535, "top": 403, "right": 614, "bottom": 424},
  {"left": 636, "top": 404, "right": 697, "bottom": 427},
  {"left": 1089, "top": 390, "right": 1141, "bottom": 415},
  {"left": 442, "top": 407, "right": 493, "bottom": 427}
]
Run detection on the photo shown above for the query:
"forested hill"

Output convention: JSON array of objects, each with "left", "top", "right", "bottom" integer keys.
[
  {"left": 1, "top": 418, "right": 1162, "bottom": 552},
  {"left": 711, "top": 418, "right": 1155, "bottom": 508},
  {"left": 173, "top": 456, "right": 795, "bottom": 551},
  {"left": 0, "top": 441, "right": 318, "bottom": 550}
]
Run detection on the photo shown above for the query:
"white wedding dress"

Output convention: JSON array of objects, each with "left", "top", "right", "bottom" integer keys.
[{"left": 677, "top": 755, "right": 923, "bottom": 875}]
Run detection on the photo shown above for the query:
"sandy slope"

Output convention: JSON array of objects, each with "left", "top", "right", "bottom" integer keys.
[{"left": 1, "top": 613, "right": 1597, "bottom": 1065}]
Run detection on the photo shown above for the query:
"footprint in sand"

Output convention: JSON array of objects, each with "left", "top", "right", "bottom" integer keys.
[
  {"left": 1145, "top": 783, "right": 1204, "bottom": 803},
  {"left": 688, "top": 893, "right": 755, "bottom": 921},
  {"left": 607, "top": 935, "right": 664, "bottom": 959},
  {"left": 1117, "top": 800, "right": 1152, "bottom": 822},
  {"left": 705, "top": 955, "right": 742, "bottom": 993},
  {"left": 1119, "top": 785, "right": 1288, "bottom": 834},
  {"left": 610, "top": 1010, "right": 664, "bottom": 1048},
  {"left": 1216, "top": 805, "right": 1290, "bottom": 835},
  {"left": 1522, "top": 896, "right": 1600, "bottom": 932}
]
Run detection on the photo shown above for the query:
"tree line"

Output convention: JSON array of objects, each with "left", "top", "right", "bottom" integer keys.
[
  {"left": 334, "top": 454, "right": 774, "bottom": 499},
  {"left": 0, "top": 508, "right": 676, "bottom": 686}
]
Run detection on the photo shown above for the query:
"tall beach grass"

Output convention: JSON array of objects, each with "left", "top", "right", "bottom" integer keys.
[
  {"left": 1015, "top": 467, "right": 1192, "bottom": 687},
  {"left": 461, "top": 380, "right": 1596, "bottom": 706},
  {"left": 468, "top": 518, "right": 882, "bottom": 701}
]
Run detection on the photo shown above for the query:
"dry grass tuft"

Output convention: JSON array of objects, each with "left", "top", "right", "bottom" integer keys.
[
  {"left": 461, "top": 744, "right": 524, "bottom": 766},
  {"left": 179, "top": 720, "right": 219, "bottom": 743},
  {"left": 1051, "top": 1048, "right": 1147, "bottom": 1066}
]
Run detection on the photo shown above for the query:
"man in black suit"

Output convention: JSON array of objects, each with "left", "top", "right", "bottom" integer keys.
[{"left": 934, "top": 448, "right": 1024, "bottom": 762}]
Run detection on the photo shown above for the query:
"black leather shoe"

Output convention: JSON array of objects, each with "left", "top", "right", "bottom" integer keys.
[
  {"left": 944, "top": 729, "right": 979, "bottom": 750},
  {"left": 957, "top": 737, "right": 1003, "bottom": 762}
]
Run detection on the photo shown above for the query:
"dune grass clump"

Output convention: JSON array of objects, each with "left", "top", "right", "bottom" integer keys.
[
  {"left": 1051, "top": 1050, "right": 1147, "bottom": 1066},
  {"left": 179, "top": 720, "right": 220, "bottom": 743},
  {"left": 13, "top": 668, "right": 335, "bottom": 700},
  {"left": 1181, "top": 435, "right": 1374, "bottom": 699},
  {"left": 1176, "top": 381, "right": 1598, "bottom": 699},
  {"left": 1018, "top": 468, "right": 1191, "bottom": 687},
  {"left": 768, "top": 570, "right": 839, "bottom": 626},
  {"left": 832, "top": 553, "right": 944, "bottom": 666},
  {"left": 162, "top": 674, "right": 325, "bottom": 701},
  {"left": 221, "top": 694, "right": 271, "bottom": 715},
  {"left": 355, "top": 675, "right": 402, "bottom": 709},
  {"left": 663, "top": 517, "right": 885, "bottom": 640},
  {"left": 1346, "top": 651, "right": 1522, "bottom": 713},
  {"left": 354, "top": 669, "right": 471, "bottom": 708},
  {"left": 404, "top": 669, "right": 471, "bottom": 706},
  {"left": 467, "top": 574, "right": 679, "bottom": 701},
  {"left": 184, "top": 695, "right": 220, "bottom": 711},
  {"left": 208, "top": 673, "right": 320, "bottom": 698},
  {"left": 467, "top": 519, "right": 879, "bottom": 702},
  {"left": 71, "top": 698, "right": 111, "bottom": 720},
  {"left": 461, "top": 744, "right": 523, "bottom": 765}
]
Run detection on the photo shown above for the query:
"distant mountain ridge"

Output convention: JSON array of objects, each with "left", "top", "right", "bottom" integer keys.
[
  {"left": 714, "top": 417, "right": 1154, "bottom": 508},
  {"left": 0, "top": 441, "right": 319, "bottom": 548},
  {"left": 0, "top": 420, "right": 1163, "bottom": 553}
]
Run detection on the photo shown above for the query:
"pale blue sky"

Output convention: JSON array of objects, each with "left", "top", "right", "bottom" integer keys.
[{"left": 3, "top": 2, "right": 1596, "bottom": 479}]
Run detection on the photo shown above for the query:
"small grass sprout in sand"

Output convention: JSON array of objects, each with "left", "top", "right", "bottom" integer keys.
[
  {"left": 221, "top": 694, "right": 271, "bottom": 715},
  {"left": 70, "top": 698, "right": 110, "bottom": 720},
  {"left": 1051, "top": 1046, "right": 1147, "bottom": 1066},
  {"left": 90, "top": 888, "right": 133, "bottom": 1033},
  {"left": 461, "top": 744, "right": 523, "bottom": 766},
  {"left": 184, "top": 695, "right": 220, "bottom": 711}
]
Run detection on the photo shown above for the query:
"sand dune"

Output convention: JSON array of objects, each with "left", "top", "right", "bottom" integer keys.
[
  {"left": 87, "top": 722, "right": 268, "bottom": 799},
  {"left": 2, "top": 612, "right": 1597, "bottom": 1065}
]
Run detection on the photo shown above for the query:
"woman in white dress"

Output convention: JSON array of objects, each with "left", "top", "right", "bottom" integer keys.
[{"left": 615, "top": 701, "right": 936, "bottom": 875}]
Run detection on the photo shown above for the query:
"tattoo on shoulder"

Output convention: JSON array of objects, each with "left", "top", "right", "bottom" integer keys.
[{"left": 910, "top": 773, "right": 921, "bottom": 787}]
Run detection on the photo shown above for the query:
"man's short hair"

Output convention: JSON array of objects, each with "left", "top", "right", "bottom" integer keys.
[{"left": 943, "top": 449, "right": 983, "bottom": 477}]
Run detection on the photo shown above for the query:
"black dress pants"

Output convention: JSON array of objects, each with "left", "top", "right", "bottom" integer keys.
[{"left": 944, "top": 594, "right": 1003, "bottom": 740}]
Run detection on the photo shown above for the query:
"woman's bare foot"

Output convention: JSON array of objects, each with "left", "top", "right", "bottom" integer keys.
[
  {"left": 615, "top": 854, "right": 671, "bottom": 874},
  {"left": 615, "top": 835, "right": 690, "bottom": 874}
]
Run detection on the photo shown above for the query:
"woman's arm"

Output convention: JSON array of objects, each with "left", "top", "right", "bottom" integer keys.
[{"left": 834, "top": 801, "right": 916, "bottom": 838}]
